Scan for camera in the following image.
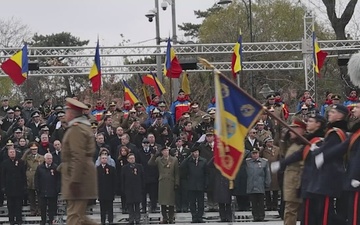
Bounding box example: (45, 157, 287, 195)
(145, 9, 157, 22)
(161, 1, 168, 10)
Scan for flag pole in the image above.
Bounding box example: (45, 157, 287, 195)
(236, 72, 240, 87)
(169, 76, 173, 103)
(198, 57, 311, 145)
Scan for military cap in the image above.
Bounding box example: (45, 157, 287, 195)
(91, 121, 98, 129)
(53, 105, 63, 111)
(301, 104, 308, 110)
(331, 104, 349, 116)
(289, 117, 307, 129)
(109, 101, 117, 106)
(152, 108, 160, 114)
(263, 136, 274, 144)
(31, 111, 41, 118)
(2, 97, 8, 101)
(6, 108, 14, 113)
(208, 109, 216, 114)
(158, 101, 166, 107)
(331, 95, 341, 100)
(202, 114, 211, 119)
(56, 111, 65, 117)
(13, 127, 23, 133)
(6, 140, 14, 146)
(251, 147, 260, 153)
(178, 89, 185, 94)
(182, 111, 190, 117)
(257, 120, 264, 125)
(65, 97, 88, 111)
(142, 138, 149, 143)
(134, 102, 144, 108)
(266, 94, 275, 100)
(191, 102, 199, 108)
(206, 129, 214, 136)
(40, 124, 50, 131)
(129, 107, 136, 113)
(13, 106, 22, 111)
(24, 98, 33, 103)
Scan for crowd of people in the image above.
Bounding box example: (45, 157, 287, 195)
(0, 88, 359, 225)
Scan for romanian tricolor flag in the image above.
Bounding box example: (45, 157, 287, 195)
(231, 33, 243, 80)
(142, 73, 166, 96)
(214, 72, 262, 180)
(163, 38, 183, 78)
(137, 73, 151, 105)
(312, 31, 328, 77)
(181, 71, 191, 96)
(122, 80, 140, 105)
(89, 40, 101, 92)
(1, 44, 28, 85)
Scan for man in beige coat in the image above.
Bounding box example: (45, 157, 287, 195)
(283, 118, 306, 225)
(22, 142, 44, 215)
(60, 98, 98, 225)
(148, 146, 179, 224)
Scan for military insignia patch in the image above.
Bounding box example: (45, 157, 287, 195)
(221, 83, 230, 98)
(240, 104, 255, 117)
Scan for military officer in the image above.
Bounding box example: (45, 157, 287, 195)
(59, 97, 98, 225)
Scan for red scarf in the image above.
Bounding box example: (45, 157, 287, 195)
(347, 96, 358, 101)
(177, 95, 190, 102)
(95, 105, 105, 111)
(324, 99, 332, 105)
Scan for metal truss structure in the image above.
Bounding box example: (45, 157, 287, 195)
(0, 16, 360, 96)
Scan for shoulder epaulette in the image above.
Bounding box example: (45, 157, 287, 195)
(261, 158, 268, 161)
(246, 158, 251, 161)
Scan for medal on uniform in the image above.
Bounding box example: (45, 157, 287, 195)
(50, 169, 54, 176)
(167, 162, 170, 168)
(106, 168, 109, 174)
(258, 162, 262, 168)
(15, 161, 18, 166)
(134, 168, 137, 175)
(120, 161, 123, 166)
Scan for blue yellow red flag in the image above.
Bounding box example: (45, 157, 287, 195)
(214, 72, 263, 180)
(122, 80, 140, 105)
(312, 30, 328, 77)
(137, 73, 151, 105)
(89, 40, 101, 92)
(0, 44, 28, 85)
(142, 73, 166, 96)
(231, 33, 243, 80)
(163, 38, 183, 78)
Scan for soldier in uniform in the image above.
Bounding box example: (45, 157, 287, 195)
(189, 102, 206, 127)
(148, 146, 179, 224)
(22, 142, 45, 215)
(1, 148, 26, 225)
(1, 107, 16, 132)
(121, 153, 144, 225)
(255, 120, 272, 146)
(246, 148, 271, 222)
(307, 104, 348, 225)
(260, 137, 281, 211)
(59, 97, 98, 225)
(28, 111, 42, 141)
(22, 98, 37, 123)
(195, 114, 214, 136)
(134, 102, 148, 124)
(107, 101, 123, 128)
(0, 97, 10, 118)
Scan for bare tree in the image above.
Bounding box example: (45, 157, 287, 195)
(0, 17, 33, 47)
(322, 0, 358, 39)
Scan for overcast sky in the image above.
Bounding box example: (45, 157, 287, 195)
(0, 0, 220, 47)
(1, 0, 359, 48)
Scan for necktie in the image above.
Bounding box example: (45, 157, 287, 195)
(195, 158, 198, 166)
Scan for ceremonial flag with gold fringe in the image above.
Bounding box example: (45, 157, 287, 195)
(1, 44, 28, 85)
(181, 71, 191, 96)
(214, 72, 263, 180)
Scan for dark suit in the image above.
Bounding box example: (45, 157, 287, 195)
(28, 122, 41, 139)
(245, 138, 260, 151)
(1, 158, 26, 224)
(171, 146, 190, 212)
(181, 156, 208, 222)
(98, 126, 116, 144)
(1, 117, 16, 132)
(97, 164, 117, 224)
(51, 151, 61, 166)
(34, 163, 60, 225)
(121, 163, 144, 224)
(38, 143, 55, 156)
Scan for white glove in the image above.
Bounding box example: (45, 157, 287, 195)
(351, 179, 360, 188)
(270, 161, 280, 173)
(315, 153, 324, 169)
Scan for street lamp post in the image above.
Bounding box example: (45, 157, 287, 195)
(154, 0, 163, 83)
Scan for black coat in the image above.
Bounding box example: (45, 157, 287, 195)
(137, 149, 159, 184)
(307, 121, 347, 197)
(213, 167, 232, 204)
(38, 143, 55, 156)
(97, 164, 117, 200)
(180, 156, 208, 191)
(28, 122, 41, 139)
(233, 150, 251, 196)
(121, 163, 144, 204)
(1, 158, 26, 197)
(244, 138, 260, 151)
(34, 163, 60, 197)
(1, 117, 16, 132)
(51, 151, 61, 166)
(115, 157, 128, 195)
